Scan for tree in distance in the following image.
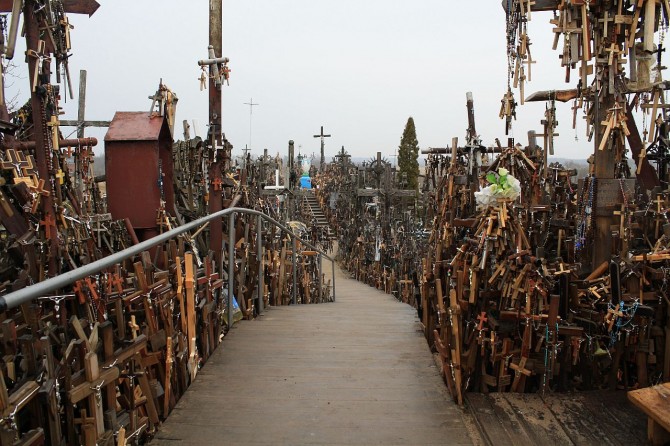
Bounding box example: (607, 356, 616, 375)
(398, 117, 420, 190)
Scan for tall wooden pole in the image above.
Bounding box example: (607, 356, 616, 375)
(593, 93, 616, 268)
(208, 0, 224, 264)
(25, 1, 58, 276)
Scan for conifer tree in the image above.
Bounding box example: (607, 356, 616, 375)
(398, 117, 420, 190)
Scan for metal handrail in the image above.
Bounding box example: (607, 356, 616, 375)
(0, 207, 336, 316)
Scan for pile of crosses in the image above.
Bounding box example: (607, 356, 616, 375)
(320, 0, 670, 403)
(0, 2, 332, 446)
(316, 150, 424, 304)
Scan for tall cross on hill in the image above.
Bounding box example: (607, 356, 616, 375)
(244, 98, 259, 154)
(313, 125, 331, 172)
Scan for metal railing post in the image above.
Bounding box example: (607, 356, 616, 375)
(257, 214, 264, 314)
(291, 236, 297, 305)
(318, 254, 323, 303)
(332, 260, 336, 302)
(228, 212, 236, 328)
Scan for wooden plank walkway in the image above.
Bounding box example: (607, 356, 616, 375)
(152, 262, 473, 445)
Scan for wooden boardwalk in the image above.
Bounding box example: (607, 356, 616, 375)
(153, 262, 473, 445)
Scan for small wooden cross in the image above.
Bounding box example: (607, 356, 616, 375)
(211, 177, 223, 191)
(25, 40, 49, 92)
(1, 149, 35, 182)
(40, 213, 56, 240)
(605, 304, 624, 331)
(598, 10, 615, 38)
(128, 315, 140, 339)
(29, 178, 51, 213)
(476, 312, 488, 331)
(108, 270, 124, 294)
(637, 144, 647, 175)
(73, 408, 96, 446)
(613, 204, 626, 237)
(510, 356, 532, 392)
(55, 169, 65, 185)
(59, 16, 73, 51)
(85, 277, 105, 321)
(47, 114, 60, 151)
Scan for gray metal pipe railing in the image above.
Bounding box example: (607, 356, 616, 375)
(0, 207, 336, 313)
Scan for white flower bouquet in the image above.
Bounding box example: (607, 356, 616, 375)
(474, 167, 521, 209)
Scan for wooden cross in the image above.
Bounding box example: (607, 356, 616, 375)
(60, 16, 73, 51)
(598, 10, 616, 39)
(55, 168, 65, 185)
(510, 356, 532, 392)
(496, 338, 514, 390)
(68, 350, 119, 442)
(605, 42, 622, 66)
(613, 204, 626, 238)
(40, 213, 56, 239)
(211, 177, 223, 191)
(25, 40, 48, 92)
(637, 143, 647, 175)
(29, 178, 51, 213)
(598, 104, 627, 151)
(73, 409, 96, 446)
(85, 276, 106, 322)
(107, 270, 124, 295)
(47, 114, 60, 151)
(59, 70, 111, 139)
(127, 315, 140, 339)
(605, 304, 624, 331)
(1, 149, 36, 182)
(313, 125, 332, 171)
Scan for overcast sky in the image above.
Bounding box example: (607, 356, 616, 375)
(9, 1, 596, 162)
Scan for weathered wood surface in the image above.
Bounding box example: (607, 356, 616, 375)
(152, 261, 472, 445)
(468, 390, 647, 445)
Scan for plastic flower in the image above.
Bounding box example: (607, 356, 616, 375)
(474, 167, 521, 209)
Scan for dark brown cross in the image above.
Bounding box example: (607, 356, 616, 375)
(313, 126, 331, 171)
(1, 149, 33, 179)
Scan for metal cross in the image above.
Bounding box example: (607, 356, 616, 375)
(244, 98, 259, 155)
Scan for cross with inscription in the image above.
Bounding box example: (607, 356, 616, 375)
(313, 126, 331, 172)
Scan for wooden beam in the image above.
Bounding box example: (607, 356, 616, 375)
(0, 0, 100, 15)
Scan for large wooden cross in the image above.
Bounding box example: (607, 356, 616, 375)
(59, 70, 110, 138)
(313, 125, 331, 172)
